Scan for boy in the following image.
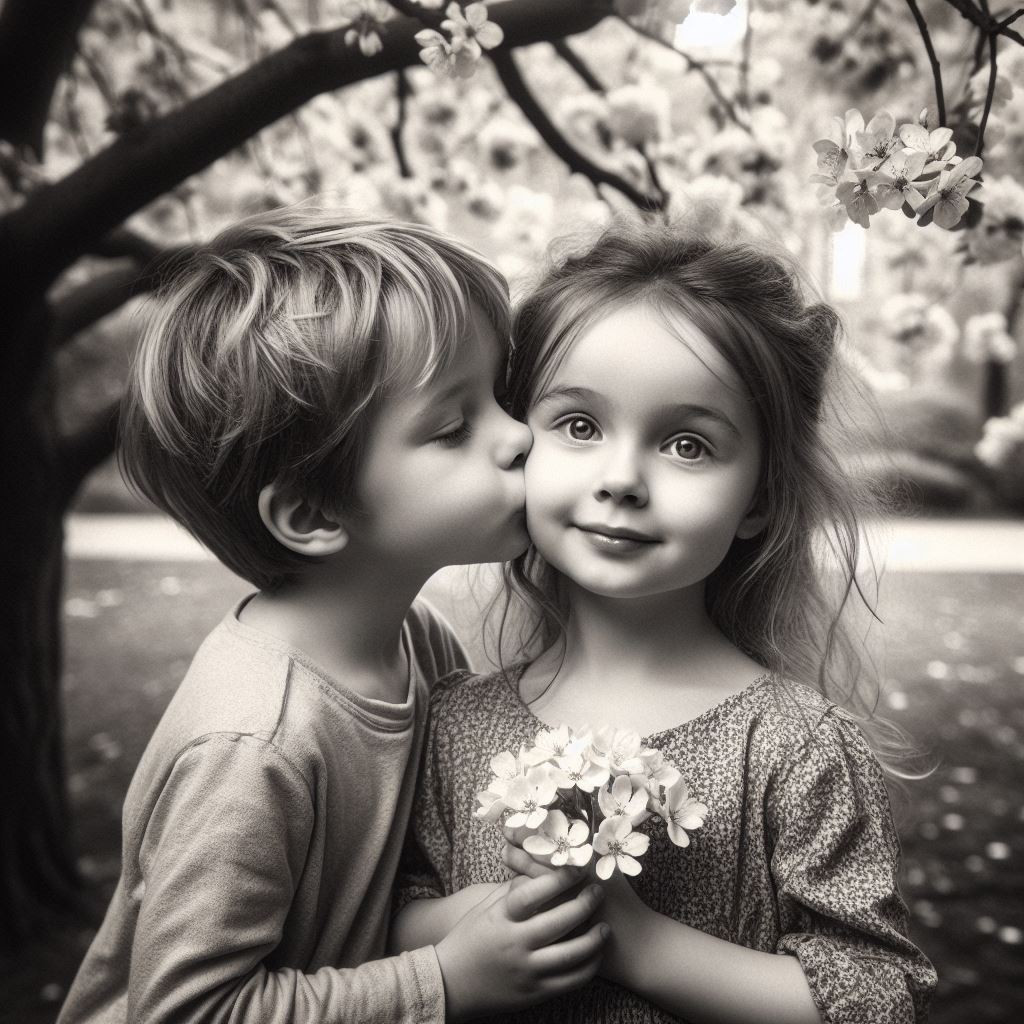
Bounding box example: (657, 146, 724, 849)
(59, 210, 606, 1023)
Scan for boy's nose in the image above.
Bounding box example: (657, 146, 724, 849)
(498, 412, 532, 470)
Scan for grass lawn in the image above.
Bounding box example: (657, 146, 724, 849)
(2, 558, 1022, 1024)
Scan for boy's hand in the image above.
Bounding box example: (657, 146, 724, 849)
(435, 868, 608, 1021)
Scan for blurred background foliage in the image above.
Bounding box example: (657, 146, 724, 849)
(11, 0, 1018, 516)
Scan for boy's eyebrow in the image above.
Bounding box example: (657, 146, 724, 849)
(536, 386, 741, 438)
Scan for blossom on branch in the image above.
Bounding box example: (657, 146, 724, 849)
(916, 157, 983, 229)
(442, 2, 504, 59)
(340, 0, 392, 57)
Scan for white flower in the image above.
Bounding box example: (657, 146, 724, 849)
(873, 150, 928, 211)
(479, 118, 539, 172)
(474, 788, 507, 822)
(851, 110, 899, 169)
(598, 774, 651, 825)
(522, 810, 594, 867)
(442, 2, 503, 59)
(414, 29, 477, 79)
(835, 171, 881, 229)
(533, 724, 574, 759)
(692, 0, 737, 13)
(655, 780, 708, 847)
(593, 816, 649, 878)
(880, 293, 959, 352)
(898, 124, 956, 171)
(916, 157, 984, 229)
(503, 765, 557, 829)
(976, 408, 1024, 470)
(606, 83, 668, 147)
(340, 0, 392, 57)
(965, 176, 1024, 264)
(550, 750, 610, 792)
(962, 312, 1018, 365)
(591, 726, 645, 775)
(632, 748, 681, 796)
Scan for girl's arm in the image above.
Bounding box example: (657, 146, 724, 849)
(598, 870, 823, 1024)
(502, 844, 821, 1024)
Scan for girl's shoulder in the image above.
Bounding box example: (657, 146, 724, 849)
(428, 664, 528, 726)
(746, 677, 881, 779)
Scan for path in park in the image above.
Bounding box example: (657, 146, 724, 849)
(67, 514, 1024, 572)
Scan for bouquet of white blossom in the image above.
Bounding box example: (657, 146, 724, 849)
(475, 724, 707, 879)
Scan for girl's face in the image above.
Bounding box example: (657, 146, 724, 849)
(524, 303, 765, 602)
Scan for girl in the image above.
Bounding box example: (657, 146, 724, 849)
(392, 221, 937, 1023)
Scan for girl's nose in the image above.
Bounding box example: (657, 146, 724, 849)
(595, 448, 648, 507)
(496, 409, 532, 470)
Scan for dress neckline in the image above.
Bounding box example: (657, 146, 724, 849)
(506, 664, 775, 746)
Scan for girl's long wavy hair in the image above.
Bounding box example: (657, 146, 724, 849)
(493, 219, 922, 778)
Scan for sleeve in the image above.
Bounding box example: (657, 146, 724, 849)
(393, 681, 466, 914)
(768, 710, 937, 1024)
(407, 598, 472, 682)
(129, 734, 445, 1024)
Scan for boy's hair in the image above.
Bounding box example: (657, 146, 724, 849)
(499, 217, 919, 777)
(119, 207, 509, 589)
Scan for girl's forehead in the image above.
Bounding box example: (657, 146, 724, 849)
(540, 302, 746, 399)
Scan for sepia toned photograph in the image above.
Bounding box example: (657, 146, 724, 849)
(1, 2, 1022, 1022)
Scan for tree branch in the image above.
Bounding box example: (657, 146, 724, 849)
(391, 70, 413, 178)
(975, 26, 999, 155)
(86, 226, 166, 263)
(550, 39, 669, 208)
(904, 0, 947, 125)
(1, 0, 610, 293)
(57, 399, 121, 506)
(48, 246, 192, 349)
(0, 0, 99, 156)
(490, 48, 663, 211)
(942, 0, 1024, 45)
(620, 16, 749, 132)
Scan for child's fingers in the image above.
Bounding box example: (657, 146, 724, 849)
(505, 867, 587, 922)
(522, 883, 604, 946)
(502, 841, 551, 879)
(530, 920, 609, 977)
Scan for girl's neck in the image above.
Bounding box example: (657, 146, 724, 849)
(522, 582, 767, 736)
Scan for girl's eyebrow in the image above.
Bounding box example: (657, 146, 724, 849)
(658, 402, 741, 439)
(533, 385, 599, 406)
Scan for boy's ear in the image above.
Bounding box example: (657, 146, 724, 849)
(735, 497, 768, 540)
(258, 481, 348, 557)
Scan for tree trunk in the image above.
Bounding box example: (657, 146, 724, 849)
(0, 299, 82, 945)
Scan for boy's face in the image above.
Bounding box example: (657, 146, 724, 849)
(348, 304, 532, 574)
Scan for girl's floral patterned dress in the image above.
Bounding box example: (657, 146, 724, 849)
(397, 668, 937, 1024)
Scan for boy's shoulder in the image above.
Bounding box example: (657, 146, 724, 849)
(404, 597, 471, 684)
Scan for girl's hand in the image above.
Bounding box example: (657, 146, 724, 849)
(434, 868, 608, 1021)
(503, 827, 655, 989)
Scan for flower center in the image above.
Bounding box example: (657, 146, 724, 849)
(555, 837, 572, 854)
(523, 799, 538, 813)
(607, 840, 624, 857)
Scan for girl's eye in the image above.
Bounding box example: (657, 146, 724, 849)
(665, 435, 706, 461)
(559, 416, 599, 442)
(434, 422, 472, 447)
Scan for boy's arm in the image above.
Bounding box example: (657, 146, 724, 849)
(126, 735, 444, 1024)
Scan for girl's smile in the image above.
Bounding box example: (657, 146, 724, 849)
(524, 302, 766, 601)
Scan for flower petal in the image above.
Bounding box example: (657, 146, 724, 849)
(523, 834, 557, 856)
(596, 854, 615, 879)
(617, 854, 643, 876)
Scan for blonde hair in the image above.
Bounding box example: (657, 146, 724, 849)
(119, 207, 509, 588)
(499, 219, 921, 777)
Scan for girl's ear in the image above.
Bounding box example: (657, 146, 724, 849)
(258, 481, 348, 556)
(735, 498, 768, 540)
